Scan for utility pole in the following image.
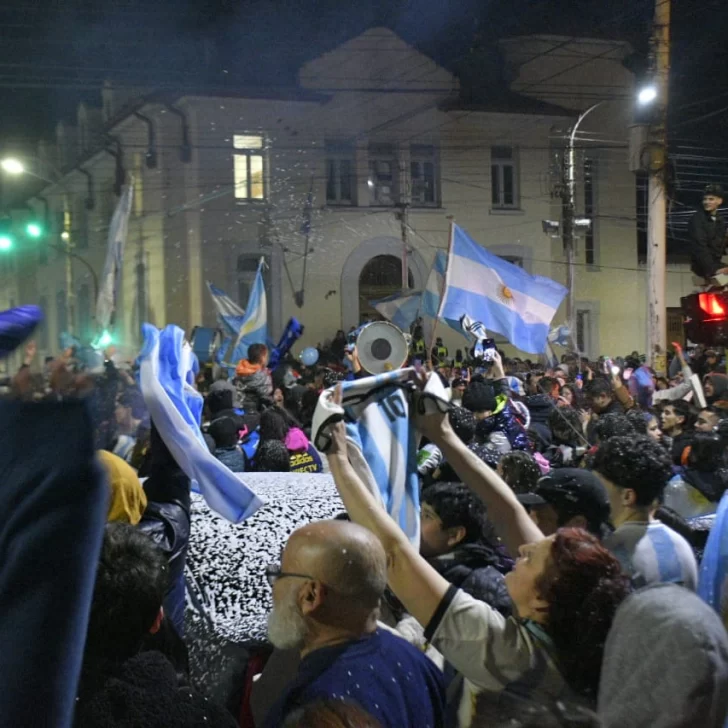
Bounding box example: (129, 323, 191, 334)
(63, 202, 76, 336)
(646, 0, 671, 376)
(398, 158, 410, 290)
(563, 103, 603, 351)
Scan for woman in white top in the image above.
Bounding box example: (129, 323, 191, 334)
(326, 372, 629, 714)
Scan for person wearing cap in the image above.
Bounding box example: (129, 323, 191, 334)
(518, 469, 611, 539)
(689, 183, 728, 283)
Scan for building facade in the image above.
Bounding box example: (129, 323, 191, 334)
(2, 28, 692, 364)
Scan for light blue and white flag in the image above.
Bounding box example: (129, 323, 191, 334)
(229, 258, 268, 363)
(96, 182, 134, 332)
(420, 249, 463, 347)
(371, 289, 423, 332)
(206, 281, 246, 337)
(438, 225, 567, 354)
(139, 323, 264, 523)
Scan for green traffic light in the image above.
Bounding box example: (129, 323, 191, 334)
(26, 222, 42, 238)
(0, 235, 13, 251)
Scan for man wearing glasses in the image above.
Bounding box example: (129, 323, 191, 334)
(261, 519, 446, 728)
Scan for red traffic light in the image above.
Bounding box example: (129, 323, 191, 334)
(698, 293, 727, 320)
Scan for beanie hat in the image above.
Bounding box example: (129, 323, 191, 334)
(462, 382, 497, 414)
(208, 416, 240, 448)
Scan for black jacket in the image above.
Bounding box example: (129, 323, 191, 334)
(74, 651, 236, 728)
(689, 207, 727, 278)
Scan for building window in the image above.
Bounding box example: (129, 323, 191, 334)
(359, 255, 414, 322)
(410, 145, 438, 207)
(38, 295, 49, 350)
(576, 309, 591, 354)
(77, 284, 91, 340)
(56, 290, 67, 338)
(326, 143, 355, 205)
(584, 157, 596, 266)
(491, 146, 519, 209)
(234, 134, 266, 201)
(502, 255, 524, 268)
(368, 144, 397, 206)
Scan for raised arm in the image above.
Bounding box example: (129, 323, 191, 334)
(327, 388, 450, 628)
(415, 394, 543, 557)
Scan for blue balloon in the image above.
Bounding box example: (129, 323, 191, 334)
(300, 346, 319, 367)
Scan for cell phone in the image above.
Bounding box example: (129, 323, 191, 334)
(575, 374, 583, 382)
(461, 368, 468, 378)
(623, 368, 633, 381)
(413, 358, 423, 372)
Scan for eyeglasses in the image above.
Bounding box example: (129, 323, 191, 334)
(265, 563, 314, 588)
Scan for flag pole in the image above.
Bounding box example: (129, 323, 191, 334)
(428, 219, 455, 369)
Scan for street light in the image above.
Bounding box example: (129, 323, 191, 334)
(0, 235, 13, 251)
(1, 158, 25, 175)
(26, 222, 42, 238)
(638, 85, 658, 105)
(60, 230, 70, 241)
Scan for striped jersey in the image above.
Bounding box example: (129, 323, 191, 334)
(604, 520, 698, 591)
(312, 368, 448, 546)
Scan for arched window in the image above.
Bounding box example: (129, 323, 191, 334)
(358, 255, 413, 323)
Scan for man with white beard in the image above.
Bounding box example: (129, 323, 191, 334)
(261, 520, 446, 728)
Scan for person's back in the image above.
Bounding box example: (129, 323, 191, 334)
(604, 520, 698, 590)
(234, 343, 272, 413)
(276, 627, 444, 728)
(263, 520, 446, 728)
(598, 583, 728, 728)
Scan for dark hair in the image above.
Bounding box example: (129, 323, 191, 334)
(499, 451, 542, 494)
(473, 693, 602, 728)
(117, 388, 146, 419)
(688, 433, 727, 473)
(535, 528, 630, 699)
(247, 343, 268, 365)
(449, 406, 477, 444)
(538, 376, 559, 396)
(422, 481, 490, 545)
(665, 399, 695, 429)
(586, 378, 612, 399)
(86, 523, 168, 660)
(253, 440, 291, 472)
(282, 700, 383, 728)
(462, 382, 497, 414)
(625, 408, 653, 435)
(206, 388, 233, 415)
(208, 416, 240, 448)
(259, 408, 290, 442)
(592, 435, 672, 506)
(593, 413, 635, 443)
(548, 407, 584, 447)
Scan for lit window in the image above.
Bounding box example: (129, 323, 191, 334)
(234, 134, 266, 200)
(491, 146, 519, 209)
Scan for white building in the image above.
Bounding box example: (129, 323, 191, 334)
(2, 28, 694, 365)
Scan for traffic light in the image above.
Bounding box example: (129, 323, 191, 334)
(682, 292, 728, 345)
(25, 222, 43, 239)
(0, 218, 13, 252)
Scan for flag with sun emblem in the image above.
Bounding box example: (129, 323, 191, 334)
(437, 225, 567, 353)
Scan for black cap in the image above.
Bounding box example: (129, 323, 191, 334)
(518, 468, 611, 533)
(704, 184, 724, 198)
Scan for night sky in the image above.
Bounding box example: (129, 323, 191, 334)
(1, 0, 727, 210)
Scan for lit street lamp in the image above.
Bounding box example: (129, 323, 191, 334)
(638, 85, 658, 105)
(1, 158, 25, 176)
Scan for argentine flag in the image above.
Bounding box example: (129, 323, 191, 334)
(139, 323, 264, 523)
(438, 225, 567, 354)
(229, 258, 268, 363)
(371, 289, 422, 332)
(206, 281, 246, 337)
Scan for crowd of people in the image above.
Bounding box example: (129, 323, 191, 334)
(5, 320, 728, 728)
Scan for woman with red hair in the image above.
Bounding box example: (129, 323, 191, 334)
(327, 384, 629, 720)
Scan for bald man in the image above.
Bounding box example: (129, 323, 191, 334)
(262, 520, 446, 728)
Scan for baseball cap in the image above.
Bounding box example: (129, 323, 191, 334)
(518, 468, 611, 533)
(704, 184, 724, 198)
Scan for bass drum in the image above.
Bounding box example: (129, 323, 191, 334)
(355, 321, 409, 375)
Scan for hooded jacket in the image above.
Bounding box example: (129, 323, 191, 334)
(705, 372, 728, 406)
(598, 583, 728, 728)
(689, 206, 727, 279)
(233, 359, 272, 413)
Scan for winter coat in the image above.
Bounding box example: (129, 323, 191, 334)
(233, 359, 272, 413)
(475, 395, 530, 455)
(689, 207, 727, 279)
(429, 543, 513, 617)
(74, 651, 237, 728)
(214, 445, 246, 473)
